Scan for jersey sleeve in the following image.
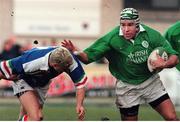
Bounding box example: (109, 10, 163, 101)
(0, 60, 14, 79)
(84, 34, 111, 63)
(151, 31, 178, 55)
(68, 55, 87, 89)
(164, 28, 177, 52)
(0, 56, 24, 79)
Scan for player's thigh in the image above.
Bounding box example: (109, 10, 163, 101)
(150, 95, 178, 120)
(19, 90, 42, 118)
(155, 99, 177, 120)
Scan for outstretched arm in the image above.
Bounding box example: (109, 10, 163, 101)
(76, 87, 86, 120)
(61, 40, 89, 64)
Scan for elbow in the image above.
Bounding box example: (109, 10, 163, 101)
(80, 59, 89, 64)
(166, 55, 179, 68)
(78, 53, 90, 64)
(172, 55, 179, 66)
(174, 55, 179, 65)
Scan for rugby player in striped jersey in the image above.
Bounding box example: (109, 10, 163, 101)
(0, 46, 87, 121)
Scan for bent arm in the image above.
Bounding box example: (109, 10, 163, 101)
(62, 39, 110, 64)
(0, 72, 19, 81)
(163, 55, 179, 68)
(152, 54, 179, 70)
(61, 40, 89, 64)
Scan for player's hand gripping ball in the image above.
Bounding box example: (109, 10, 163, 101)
(147, 47, 168, 72)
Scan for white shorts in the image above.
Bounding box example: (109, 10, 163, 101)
(159, 67, 180, 105)
(12, 79, 50, 105)
(115, 74, 167, 108)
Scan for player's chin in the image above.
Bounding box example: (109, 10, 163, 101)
(124, 36, 133, 40)
(123, 33, 134, 39)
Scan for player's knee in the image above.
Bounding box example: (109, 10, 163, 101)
(164, 113, 178, 121)
(119, 105, 139, 121)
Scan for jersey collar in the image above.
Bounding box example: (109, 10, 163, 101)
(119, 24, 145, 36)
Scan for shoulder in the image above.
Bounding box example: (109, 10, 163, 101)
(141, 24, 163, 39)
(166, 21, 180, 36)
(141, 24, 161, 35)
(101, 26, 120, 40)
(107, 26, 120, 37)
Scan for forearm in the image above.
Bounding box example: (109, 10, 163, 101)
(73, 51, 89, 64)
(163, 55, 179, 68)
(0, 72, 5, 80)
(61, 40, 90, 64)
(0, 72, 19, 81)
(76, 87, 85, 107)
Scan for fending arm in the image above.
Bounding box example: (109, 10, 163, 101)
(61, 40, 89, 64)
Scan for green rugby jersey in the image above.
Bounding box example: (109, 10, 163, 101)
(164, 21, 180, 71)
(84, 24, 178, 85)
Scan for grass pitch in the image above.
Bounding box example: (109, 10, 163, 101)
(0, 97, 179, 120)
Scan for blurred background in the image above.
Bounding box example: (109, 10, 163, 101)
(0, 0, 180, 120)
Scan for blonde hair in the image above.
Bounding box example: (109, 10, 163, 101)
(49, 47, 73, 67)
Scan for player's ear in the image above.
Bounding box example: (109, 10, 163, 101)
(53, 63, 60, 67)
(49, 62, 57, 68)
(136, 26, 140, 33)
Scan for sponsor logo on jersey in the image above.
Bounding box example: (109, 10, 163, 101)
(127, 49, 148, 64)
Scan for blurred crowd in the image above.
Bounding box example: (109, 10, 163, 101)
(0, 37, 59, 61)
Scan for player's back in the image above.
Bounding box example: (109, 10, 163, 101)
(11, 46, 57, 74)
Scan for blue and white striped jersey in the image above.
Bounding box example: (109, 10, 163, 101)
(0, 46, 87, 88)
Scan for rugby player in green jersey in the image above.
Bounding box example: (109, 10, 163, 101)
(164, 21, 180, 71)
(164, 21, 180, 106)
(62, 8, 179, 120)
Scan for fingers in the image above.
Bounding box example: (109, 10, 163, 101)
(69, 40, 73, 47)
(61, 39, 69, 47)
(150, 58, 165, 69)
(61, 39, 75, 52)
(78, 110, 85, 120)
(76, 107, 85, 121)
(61, 40, 72, 46)
(64, 39, 69, 45)
(149, 59, 156, 69)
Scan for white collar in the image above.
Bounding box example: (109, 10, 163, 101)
(119, 24, 145, 36)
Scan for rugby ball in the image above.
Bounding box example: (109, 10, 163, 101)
(147, 47, 168, 72)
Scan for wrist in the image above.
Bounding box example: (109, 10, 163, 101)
(73, 51, 81, 56)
